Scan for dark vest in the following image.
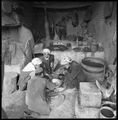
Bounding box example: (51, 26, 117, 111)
(41, 54, 54, 74)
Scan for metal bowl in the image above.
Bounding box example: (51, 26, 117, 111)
(52, 79, 62, 87)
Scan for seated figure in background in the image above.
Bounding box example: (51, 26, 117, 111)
(41, 48, 54, 77)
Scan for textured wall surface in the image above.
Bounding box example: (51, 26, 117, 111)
(2, 2, 116, 66)
(87, 2, 116, 64)
(47, 10, 86, 37)
(32, 8, 46, 39)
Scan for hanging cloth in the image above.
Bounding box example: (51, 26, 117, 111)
(72, 11, 79, 27)
(54, 27, 59, 41)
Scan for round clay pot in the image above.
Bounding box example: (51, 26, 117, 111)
(81, 57, 105, 69)
(81, 62, 104, 73)
(83, 70, 104, 82)
(81, 57, 105, 82)
(100, 106, 115, 118)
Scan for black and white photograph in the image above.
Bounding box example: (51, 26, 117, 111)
(1, 0, 117, 119)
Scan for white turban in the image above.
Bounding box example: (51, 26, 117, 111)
(43, 48, 50, 54)
(60, 56, 72, 65)
(22, 58, 42, 72)
(31, 58, 42, 65)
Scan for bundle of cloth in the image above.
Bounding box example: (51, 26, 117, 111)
(96, 63, 116, 102)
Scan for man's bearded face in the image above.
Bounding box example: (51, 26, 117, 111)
(43, 53, 49, 60)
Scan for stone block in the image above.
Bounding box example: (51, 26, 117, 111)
(76, 106, 100, 118)
(79, 82, 102, 107)
(75, 94, 100, 118)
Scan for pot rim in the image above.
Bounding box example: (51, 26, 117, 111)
(100, 106, 115, 118)
(82, 57, 105, 64)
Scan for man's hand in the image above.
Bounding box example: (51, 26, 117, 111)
(54, 66, 67, 75)
(46, 79, 57, 90)
(44, 73, 53, 81)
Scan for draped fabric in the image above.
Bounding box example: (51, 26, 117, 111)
(18, 25, 35, 70)
(72, 11, 79, 27)
(47, 11, 81, 39)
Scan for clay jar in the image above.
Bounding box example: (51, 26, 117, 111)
(100, 106, 115, 118)
(100, 101, 116, 118)
(81, 57, 105, 82)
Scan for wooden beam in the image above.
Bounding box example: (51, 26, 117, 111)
(33, 2, 93, 9)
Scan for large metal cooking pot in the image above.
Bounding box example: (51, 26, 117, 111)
(81, 57, 105, 82)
